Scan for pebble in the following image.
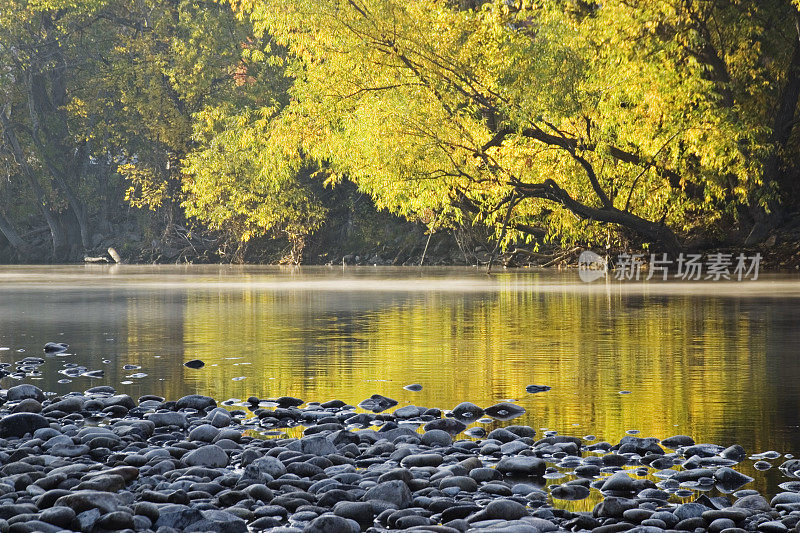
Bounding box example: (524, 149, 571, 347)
(0, 381, 789, 533)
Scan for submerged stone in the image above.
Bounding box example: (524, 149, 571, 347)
(43, 342, 68, 354)
(484, 401, 525, 421)
(525, 384, 551, 393)
(358, 394, 398, 413)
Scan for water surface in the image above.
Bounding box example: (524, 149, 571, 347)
(1, 265, 799, 496)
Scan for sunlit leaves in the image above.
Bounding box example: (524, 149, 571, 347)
(226, 0, 799, 247)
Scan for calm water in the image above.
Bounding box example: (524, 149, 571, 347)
(1, 265, 800, 498)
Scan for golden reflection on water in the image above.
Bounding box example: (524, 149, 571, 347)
(1, 265, 800, 497)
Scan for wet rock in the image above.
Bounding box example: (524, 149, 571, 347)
(362, 480, 412, 508)
(154, 504, 204, 530)
(733, 494, 772, 512)
(10, 398, 42, 414)
(451, 401, 484, 421)
(660, 435, 695, 448)
(496, 456, 546, 477)
(525, 385, 551, 393)
(42, 396, 83, 414)
(401, 453, 443, 468)
(75, 473, 126, 491)
(39, 506, 76, 528)
(300, 435, 337, 456)
(183, 444, 229, 468)
(709, 518, 737, 533)
(54, 490, 120, 513)
(245, 456, 287, 480)
(77, 508, 102, 531)
(484, 401, 526, 421)
(721, 444, 747, 461)
(440, 476, 479, 493)
(754, 460, 772, 470)
(304, 514, 360, 533)
(185, 509, 247, 533)
(674, 502, 711, 520)
(332, 501, 375, 529)
(43, 342, 68, 354)
(714, 467, 754, 489)
(184, 359, 205, 369)
(357, 394, 398, 413)
(757, 521, 789, 533)
(420, 429, 452, 447)
(487, 428, 519, 442)
(209, 410, 232, 428)
(275, 396, 304, 408)
(394, 405, 423, 418)
(602, 472, 636, 492)
(6, 384, 45, 402)
(771, 492, 800, 506)
(472, 499, 528, 521)
(550, 484, 591, 500)
(423, 418, 467, 435)
(96, 511, 135, 531)
(176, 394, 216, 411)
(147, 411, 188, 428)
(104, 394, 136, 410)
(593, 497, 639, 518)
(189, 424, 220, 442)
(0, 412, 49, 438)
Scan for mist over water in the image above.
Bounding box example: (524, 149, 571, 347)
(1, 265, 799, 496)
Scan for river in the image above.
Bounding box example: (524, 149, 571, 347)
(1, 264, 799, 498)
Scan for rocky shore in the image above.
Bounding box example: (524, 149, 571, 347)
(0, 383, 799, 533)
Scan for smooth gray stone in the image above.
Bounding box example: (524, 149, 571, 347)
(7, 384, 45, 402)
(401, 454, 443, 468)
(183, 444, 229, 468)
(362, 480, 412, 509)
(176, 395, 216, 411)
(303, 514, 360, 533)
(674, 502, 711, 520)
(420, 429, 452, 447)
(184, 509, 247, 533)
(733, 494, 772, 512)
(54, 490, 121, 514)
(0, 413, 49, 438)
(495, 456, 545, 477)
(189, 424, 220, 443)
(300, 436, 338, 456)
(147, 412, 188, 428)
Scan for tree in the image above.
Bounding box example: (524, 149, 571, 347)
(177, 20, 330, 262)
(0, 1, 106, 259)
(0, 0, 267, 261)
(230, 0, 800, 252)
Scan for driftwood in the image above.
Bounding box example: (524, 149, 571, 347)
(540, 247, 581, 267)
(107, 247, 123, 264)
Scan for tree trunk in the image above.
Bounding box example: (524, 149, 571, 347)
(25, 70, 93, 251)
(0, 210, 32, 259)
(745, 17, 800, 245)
(98, 158, 113, 235)
(0, 109, 69, 260)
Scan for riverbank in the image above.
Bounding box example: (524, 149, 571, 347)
(1, 379, 800, 533)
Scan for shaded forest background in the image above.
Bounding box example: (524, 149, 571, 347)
(1, 0, 799, 267)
